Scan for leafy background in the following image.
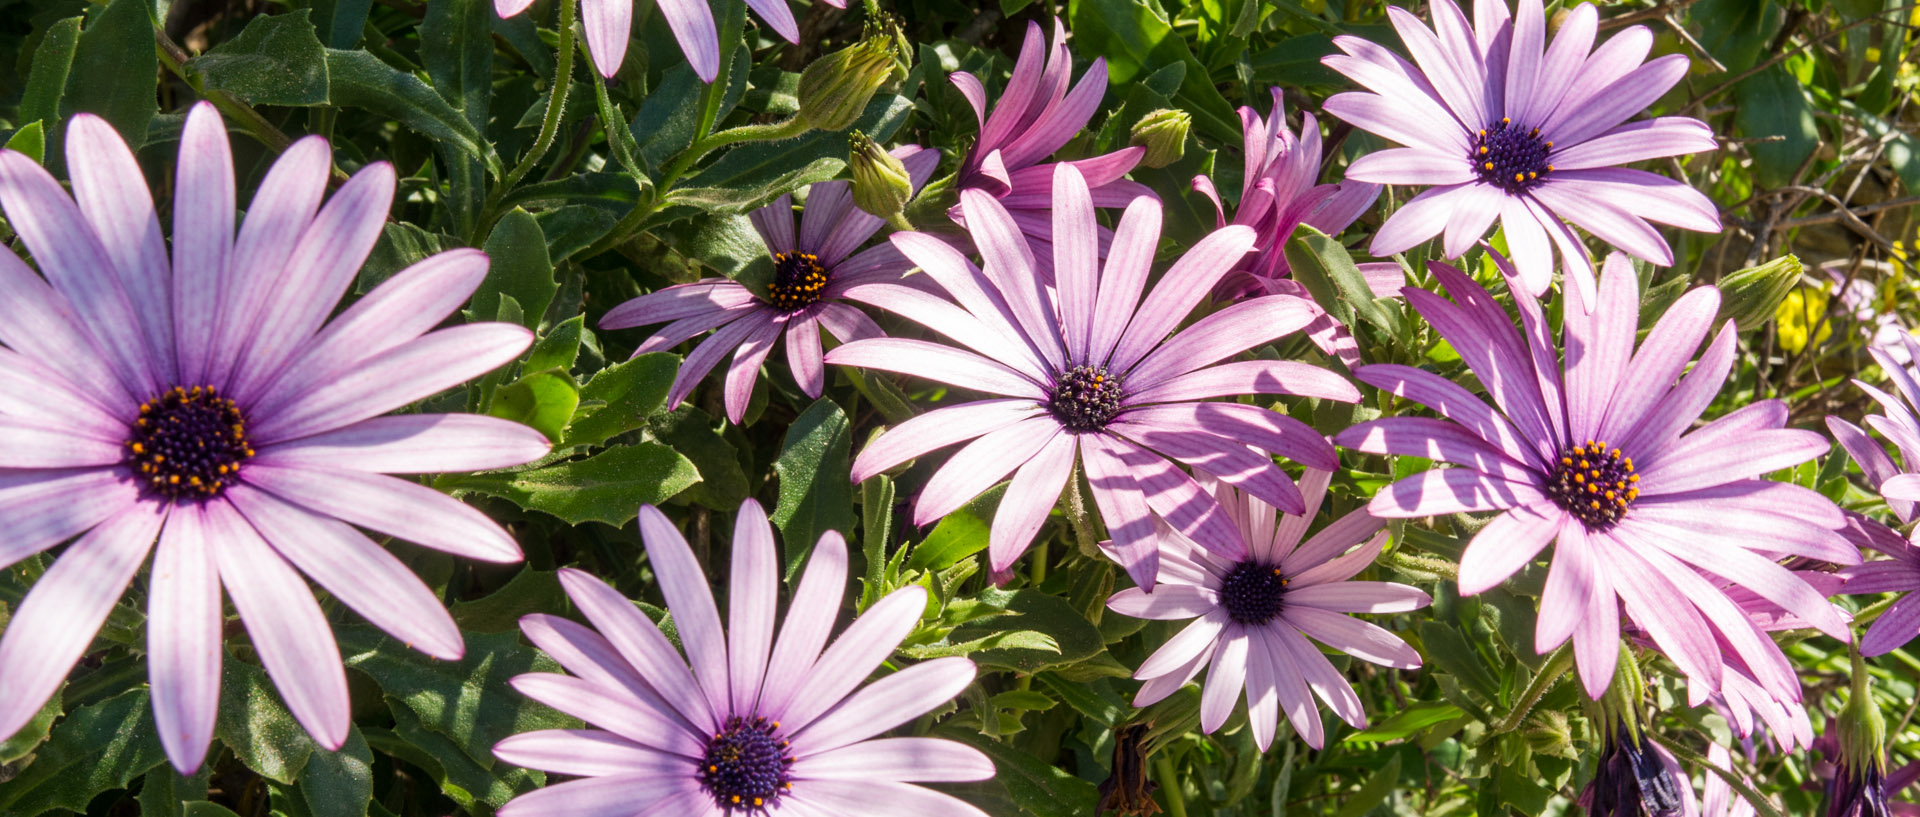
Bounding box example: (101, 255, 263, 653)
(0, 0, 1916, 814)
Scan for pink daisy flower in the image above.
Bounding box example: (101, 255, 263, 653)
(495, 0, 828, 81)
(0, 103, 549, 772)
(598, 146, 939, 424)
(495, 501, 993, 816)
(949, 20, 1155, 252)
(1335, 250, 1854, 697)
(1829, 334, 1920, 655)
(826, 166, 1360, 588)
(1320, 0, 1720, 299)
(1106, 470, 1430, 750)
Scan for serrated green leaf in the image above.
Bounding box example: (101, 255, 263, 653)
(63, 0, 156, 148)
(1736, 65, 1819, 189)
(1065, 0, 1239, 142)
(944, 730, 1100, 817)
(190, 11, 330, 106)
(5, 120, 45, 165)
(1332, 754, 1401, 817)
(299, 726, 374, 817)
(0, 689, 165, 814)
(421, 0, 491, 130)
(1344, 700, 1464, 743)
(472, 208, 557, 328)
(671, 156, 848, 214)
(656, 211, 774, 285)
(0, 690, 59, 763)
(771, 399, 856, 579)
(1287, 224, 1399, 333)
(563, 352, 679, 448)
(488, 369, 580, 443)
(447, 443, 700, 526)
(136, 764, 210, 817)
(21, 17, 81, 132)
(216, 659, 319, 785)
(647, 406, 752, 511)
(905, 509, 990, 571)
(324, 48, 501, 177)
(311, 0, 372, 49)
(947, 590, 1104, 674)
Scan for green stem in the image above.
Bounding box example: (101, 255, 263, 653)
(656, 116, 810, 186)
(154, 29, 346, 182)
(1492, 644, 1572, 734)
(885, 212, 915, 232)
(1063, 467, 1099, 559)
(482, 0, 578, 225)
(1647, 732, 1787, 817)
(1154, 754, 1189, 817)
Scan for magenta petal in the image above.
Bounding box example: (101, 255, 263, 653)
(148, 503, 224, 773)
(1285, 606, 1422, 669)
(1087, 198, 1163, 367)
(0, 501, 163, 744)
(1861, 594, 1920, 656)
(1370, 468, 1544, 516)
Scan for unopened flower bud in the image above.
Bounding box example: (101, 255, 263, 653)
(1826, 653, 1891, 817)
(1717, 254, 1804, 332)
(849, 131, 913, 218)
(798, 18, 910, 132)
(1129, 109, 1191, 169)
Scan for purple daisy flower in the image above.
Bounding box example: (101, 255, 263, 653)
(826, 166, 1360, 588)
(495, 0, 829, 81)
(1828, 334, 1920, 654)
(1105, 470, 1430, 750)
(495, 500, 993, 816)
(598, 146, 940, 424)
(949, 20, 1155, 253)
(1335, 249, 1854, 697)
(1193, 88, 1380, 299)
(1320, 0, 1721, 299)
(0, 104, 548, 772)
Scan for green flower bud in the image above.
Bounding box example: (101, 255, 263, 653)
(849, 131, 913, 218)
(1129, 108, 1191, 169)
(1716, 254, 1804, 333)
(797, 18, 910, 132)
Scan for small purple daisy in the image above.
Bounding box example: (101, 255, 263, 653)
(598, 146, 939, 424)
(495, 501, 993, 816)
(1321, 0, 1721, 299)
(0, 103, 549, 772)
(1829, 334, 1920, 655)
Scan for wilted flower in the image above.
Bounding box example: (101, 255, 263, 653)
(1337, 250, 1854, 697)
(1580, 730, 1690, 817)
(1320, 0, 1720, 299)
(598, 146, 939, 423)
(495, 501, 994, 816)
(496, 0, 831, 81)
(0, 104, 549, 772)
(950, 20, 1154, 253)
(1107, 470, 1430, 750)
(829, 167, 1359, 587)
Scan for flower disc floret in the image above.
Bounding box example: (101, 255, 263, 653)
(700, 715, 794, 812)
(1545, 440, 1639, 530)
(1218, 562, 1288, 625)
(1471, 118, 1553, 194)
(769, 251, 830, 313)
(126, 385, 254, 500)
(1048, 365, 1124, 432)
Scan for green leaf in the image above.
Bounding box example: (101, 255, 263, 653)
(0, 690, 59, 763)
(655, 211, 774, 284)
(647, 406, 752, 511)
(947, 589, 1104, 673)
(944, 730, 1100, 817)
(137, 765, 210, 817)
(471, 208, 558, 329)
(524, 315, 584, 373)
(63, 0, 157, 148)
(20, 17, 81, 132)
(1417, 620, 1501, 704)
(1332, 754, 1402, 817)
(299, 726, 374, 817)
(1286, 225, 1399, 333)
(324, 48, 501, 177)
(310, 0, 372, 49)
(216, 659, 319, 785)
(563, 352, 679, 448)
(633, 53, 748, 173)
(1735, 65, 1819, 189)
(905, 509, 990, 571)
(380, 700, 544, 809)
(1066, 0, 1239, 142)
(451, 569, 567, 632)
(679, 94, 914, 212)
(534, 204, 621, 261)
(0, 689, 166, 814)
(447, 443, 700, 526)
(770, 399, 856, 579)
(189, 11, 331, 107)
(421, 0, 492, 131)
(179, 803, 245, 817)
(1344, 700, 1464, 743)
(488, 368, 581, 442)
(340, 627, 575, 772)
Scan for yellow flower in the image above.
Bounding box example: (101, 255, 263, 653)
(1775, 287, 1832, 353)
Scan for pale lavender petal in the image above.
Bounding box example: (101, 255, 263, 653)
(1499, 198, 1554, 295)
(1052, 165, 1098, 363)
(725, 501, 778, 715)
(1135, 609, 1230, 680)
(1609, 545, 1721, 689)
(1110, 422, 1314, 506)
(507, 673, 706, 758)
(957, 189, 1065, 370)
(1088, 197, 1163, 367)
(1502, 0, 1546, 122)
(1458, 503, 1564, 594)
(0, 416, 126, 467)
(786, 314, 826, 398)
(812, 301, 884, 344)
(910, 416, 1060, 524)
(603, 280, 760, 330)
(887, 232, 1033, 356)
(1122, 403, 1346, 472)
(1345, 364, 1540, 464)
(1544, 54, 1690, 147)
(1369, 468, 1545, 516)
(171, 105, 235, 384)
(1368, 183, 1470, 256)
(1288, 582, 1432, 614)
(836, 283, 1049, 383)
(242, 462, 522, 562)
(252, 324, 533, 444)
(1542, 169, 1723, 232)
(1597, 287, 1721, 442)
(1569, 533, 1621, 696)
(989, 431, 1075, 573)
(826, 338, 1045, 400)
(789, 779, 991, 817)
(253, 413, 550, 474)
(148, 503, 224, 774)
(1199, 629, 1250, 732)
(1563, 252, 1639, 438)
(1635, 430, 1829, 496)
(1442, 183, 1507, 257)
(1531, 184, 1674, 266)
(496, 0, 536, 15)
(791, 737, 994, 782)
(494, 729, 691, 777)
(1130, 360, 1362, 405)
(1109, 224, 1258, 374)
(634, 303, 759, 357)
(1254, 624, 1325, 747)
(792, 657, 974, 756)
(1285, 606, 1421, 669)
(1386, 5, 1485, 126)
(1346, 147, 1476, 186)
(1337, 416, 1541, 485)
(225, 484, 463, 660)
(210, 499, 349, 748)
(1861, 594, 1920, 656)
(1530, 2, 1597, 124)
(775, 585, 928, 733)
(1107, 584, 1218, 620)
(0, 502, 163, 745)
(1080, 434, 1164, 589)
(557, 568, 719, 733)
(1618, 323, 1736, 453)
(1276, 624, 1369, 730)
(582, 0, 636, 78)
(0, 250, 134, 411)
(722, 319, 782, 423)
(977, 22, 1049, 152)
(1551, 117, 1716, 170)
(1106, 435, 1250, 560)
(1637, 522, 1851, 640)
(1535, 521, 1598, 653)
(1127, 295, 1318, 387)
(501, 776, 705, 817)
(0, 470, 141, 569)
(758, 531, 848, 718)
(210, 137, 330, 389)
(637, 505, 731, 719)
(663, 304, 770, 413)
(743, 0, 798, 42)
(67, 114, 175, 383)
(849, 399, 1042, 482)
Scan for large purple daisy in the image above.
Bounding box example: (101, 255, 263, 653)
(495, 0, 829, 81)
(1106, 470, 1429, 750)
(950, 20, 1154, 253)
(1320, 0, 1721, 299)
(1334, 250, 1854, 696)
(495, 501, 992, 816)
(1828, 345, 1920, 655)
(598, 146, 939, 423)
(0, 104, 549, 772)
(825, 165, 1359, 588)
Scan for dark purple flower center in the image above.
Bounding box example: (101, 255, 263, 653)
(768, 251, 830, 313)
(125, 385, 253, 501)
(1583, 731, 1682, 817)
(1219, 562, 1289, 625)
(1546, 439, 1639, 531)
(1471, 118, 1554, 193)
(699, 715, 793, 813)
(1049, 365, 1124, 432)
